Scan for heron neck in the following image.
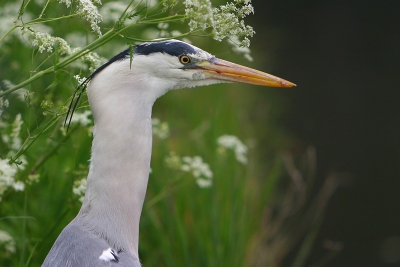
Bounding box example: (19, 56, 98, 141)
(77, 91, 154, 258)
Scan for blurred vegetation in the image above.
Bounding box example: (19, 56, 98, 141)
(0, 0, 338, 266)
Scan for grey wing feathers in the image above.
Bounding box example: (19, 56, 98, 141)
(42, 221, 140, 267)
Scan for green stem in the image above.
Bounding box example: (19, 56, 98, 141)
(25, 13, 81, 26)
(0, 24, 18, 44)
(120, 31, 190, 42)
(0, 68, 54, 97)
(39, 0, 51, 18)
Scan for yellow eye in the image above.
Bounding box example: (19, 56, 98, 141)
(179, 55, 191, 64)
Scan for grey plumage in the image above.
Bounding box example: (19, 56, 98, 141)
(43, 220, 140, 267)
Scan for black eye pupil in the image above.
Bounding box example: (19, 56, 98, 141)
(180, 55, 190, 64)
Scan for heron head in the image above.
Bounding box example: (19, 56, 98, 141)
(130, 39, 296, 90)
(65, 40, 295, 128)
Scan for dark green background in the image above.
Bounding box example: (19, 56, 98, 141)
(251, 0, 400, 266)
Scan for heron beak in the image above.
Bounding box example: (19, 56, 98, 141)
(195, 58, 296, 88)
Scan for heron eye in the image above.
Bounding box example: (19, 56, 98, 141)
(179, 55, 191, 65)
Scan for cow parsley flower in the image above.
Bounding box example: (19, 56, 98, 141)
(227, 35, 253, 61)
(30, 31, 71, 55)
(164, 152, 213, 188)
(70, 110, 92, 127)
(72, 48, 104, 71)
(217, 135, 248, 164)
(58, 0, 103, 35)
(27, 173, 40, 185)
(73, 178, 87, 203)
(78, 0, 103, 35)
(74, 74, 87, 85)
(181, 156, 213, 188)
(0, 158, 25, 202)
(0, 94, 9, 116)
(162, 0, 178, 11)
(0, 230, 16, 254)
(58, 0, 72, 8)
(184, 0, 255, 47)
(1, 114, 24, 156)
(184, 0, 215, 31)
(164, 151, 182, 170)
(152, 118, 169, 139)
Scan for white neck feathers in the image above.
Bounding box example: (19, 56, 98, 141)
(76, 59, 165, 257)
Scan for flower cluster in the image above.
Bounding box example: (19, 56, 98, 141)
(1, 114, 27, 167)
(184, 0, 255, 47)
(217, 135, 248, 164)
(29, 31, 71, 55)
(181, 156, 213, 187)
(162, 0, 179, 11)
(0, 230, 16, 254)
(0, 158, 25, 202)
(213, 0, 255, 44)
(0, 93, 9, 116)
(0, 113, 26, 200)
(8, 114, 23, 151)
(184, 0, 214, 32)
(72, 178, 87, 203)
(70, 110, 92, 127)
(72, 48, 104, 72)
(152, 118, 170, 139)
(78, 0, 103, 36)
(58, 0, 103, 36)
(74, 74, 87, 86)
(57, 0, 72, 7)
(227, 35, 253, 61)
(165, 152, 213, 188)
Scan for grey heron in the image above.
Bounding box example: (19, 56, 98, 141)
(42, 39, 295, 266)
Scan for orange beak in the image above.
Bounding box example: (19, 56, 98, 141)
(195, 58, 296, 88)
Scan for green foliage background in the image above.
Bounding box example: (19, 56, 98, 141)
(0, 1, 327, 267)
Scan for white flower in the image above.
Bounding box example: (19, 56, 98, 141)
(12, 181, 25, 191)
(196, 178, 212, 188)
(74, 75, 87, 85)
(1, 113, 25, 155)
(0, 158, 24, 202)
(217, 135, 248, 164)
(184, 0, 215, 32)
(152, 118, 170, 139)
(162, 0, 178, 11)
(164, 151, 182, 170)
(58, 0, 103, 36)
(70, 110, 92, 127)
(10, 114, 23, 151)
(73, 178, 87, 203)
(0, 230, 16, 254)
(27, 173, 40, 185)
(227, 36, 253, 61)
(0, 94, 9, 116)
(164, 152, 213, 188)
(29, 31, 72, 55)
(58, 0, 72, 8)
(72, 48, 104, 72)
(184, 0, 255, 49)
(181, 156, 213, 187)
(77, 0, 103, 36)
